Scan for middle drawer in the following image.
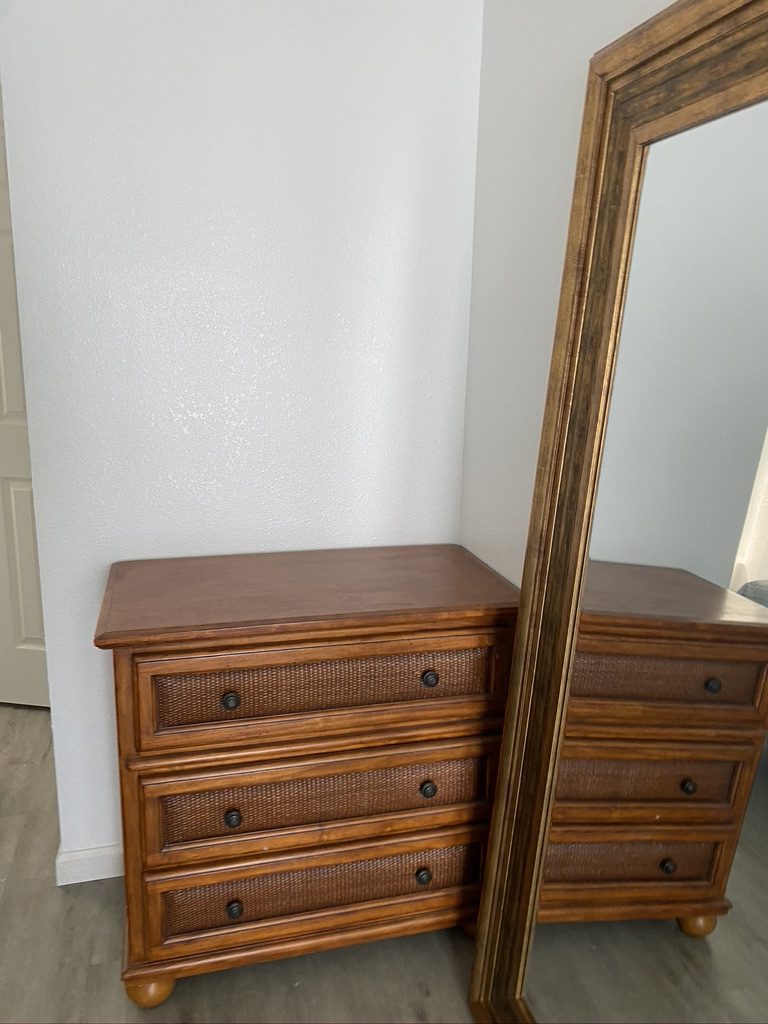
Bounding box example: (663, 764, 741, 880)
(141, 737, 497, 867)
(551, 737, 761, 825)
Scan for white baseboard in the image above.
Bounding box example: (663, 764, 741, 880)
(55, 843, 124, 886)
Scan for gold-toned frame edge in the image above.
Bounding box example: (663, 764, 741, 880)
(469, 1, 768, 1021)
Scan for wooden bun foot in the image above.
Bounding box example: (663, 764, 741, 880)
(676, 914, 717, 938)
(124, 978, 176, 1008)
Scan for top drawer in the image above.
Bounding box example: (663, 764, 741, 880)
(134, 634, 509, 753)
(570, 652, 766, 719)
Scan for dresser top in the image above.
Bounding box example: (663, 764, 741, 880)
(582, 561, 768, 636)
(94, 544, 520, 648)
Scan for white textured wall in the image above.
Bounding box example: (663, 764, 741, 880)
(460, 0, 667, 585)
(590, 101, 768, 588)
(0, 0, 484, 881)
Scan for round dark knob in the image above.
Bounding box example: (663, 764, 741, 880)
(414, 867, 433, 885)
(660, 858, 677, 875)
(421, 670, 440, 689)
(704, 677, 722, 695)
(225, 899, 243, 920)
(223, 809, 242, 829)
(419, 780, 438, 799)
(221, 691, 241, 711)
(680, 778, 698, 796)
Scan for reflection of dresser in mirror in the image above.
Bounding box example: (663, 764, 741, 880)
(540, 560, 768, 937)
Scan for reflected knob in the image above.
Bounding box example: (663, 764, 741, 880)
(421, 670, 440, 689)
(221, 691, 241, 710)
(680, 778, 698, 796)
(660, 858, 677, 875)
(226, 899, 243, 920)
(414, 867, 433, 885)
(223, 809, 242, 829)
(704, 677, 722, 695)
(419, 780, 438, 799)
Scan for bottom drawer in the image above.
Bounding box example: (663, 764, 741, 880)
(146, 828, 481, 959)
(539, 827, 737, 923)
(165, 844, 475, 937)
(543, 839, 717, 884)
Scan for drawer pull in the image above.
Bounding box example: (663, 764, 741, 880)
(223, 809, 242, 829)
(704, 677, 722, 695)
(414, 867, 433, 885)
(421, 669, 440, 689)
(660, 858, 677, 875)
(680, 778, 698, 796)
(225, 899, 243, 920)
(220, 691, 241, 711)
(419, 780, 438, 799)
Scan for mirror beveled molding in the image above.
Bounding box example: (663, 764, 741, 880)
(469, 2, 768, 1021)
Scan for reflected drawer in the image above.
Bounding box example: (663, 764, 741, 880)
(136, 634, 508, 753)
(549, 737, 762, 825)
(570, 652, 764, 709)
(142, 738, 496, 866)
(145, 829, 482, 958)
(543, 838, 717, 884)
(556, 756, 735, 803)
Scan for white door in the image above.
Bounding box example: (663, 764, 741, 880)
(0, 88, 48, 706)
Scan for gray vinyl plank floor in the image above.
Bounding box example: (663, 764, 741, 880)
(2, 704, 767, 1024)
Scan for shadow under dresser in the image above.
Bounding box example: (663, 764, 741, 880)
(541, 561, 768, 937)
(94, 544, 520, 1007)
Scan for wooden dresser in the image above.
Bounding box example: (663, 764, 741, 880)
(94, 544, 519, 1007)
(541, 561, 768, 936)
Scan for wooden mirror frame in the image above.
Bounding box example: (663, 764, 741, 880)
(469, 2, 768, 1021)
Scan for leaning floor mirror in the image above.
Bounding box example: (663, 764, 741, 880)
(470, 1, 768, 1021)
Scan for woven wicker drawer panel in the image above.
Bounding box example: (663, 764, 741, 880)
(570, 653, 762, 706)
(153, 647, 491, 729)
(543, 840, 717, 884)
(555, 757, 736, 804)
(163, 844, 479, 938)
(161, 757, 483, 847)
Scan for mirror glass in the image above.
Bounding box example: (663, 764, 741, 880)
(524, 98, 768, 1023)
